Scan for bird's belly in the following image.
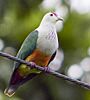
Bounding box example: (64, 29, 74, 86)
(18, 49, 51, 76)
(26, 49, 51, 66)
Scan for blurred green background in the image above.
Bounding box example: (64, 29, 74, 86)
(0, 0, 90, 100)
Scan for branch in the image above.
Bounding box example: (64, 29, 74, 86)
(0, 52, 90, 90)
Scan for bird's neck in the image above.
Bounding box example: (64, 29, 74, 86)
(37, 21, 56, 33)
(40, 20, 55, 27)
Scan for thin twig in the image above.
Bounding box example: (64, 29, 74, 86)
(0, 52, 90, 90)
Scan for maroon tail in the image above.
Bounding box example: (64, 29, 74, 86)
(4, 69, 38, 97)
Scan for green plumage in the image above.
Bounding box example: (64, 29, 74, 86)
(15, 30, 38, 68)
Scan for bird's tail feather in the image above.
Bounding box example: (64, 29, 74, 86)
(4, 73, 38, 97)
(4, 85, 17, 97)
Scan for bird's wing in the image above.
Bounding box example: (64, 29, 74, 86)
(14, 30, 38, 69)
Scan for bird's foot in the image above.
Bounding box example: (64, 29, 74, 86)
(44, 67, 51, 73)
(30, 62, 36, 68)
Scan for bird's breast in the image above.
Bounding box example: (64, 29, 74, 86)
(36, 31, 58, 55)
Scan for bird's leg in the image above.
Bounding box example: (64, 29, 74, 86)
(29, 62, 51, 73)
(29, 62, 36, 69)
(44, 67, 51, 73)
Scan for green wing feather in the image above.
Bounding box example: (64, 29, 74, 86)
(15, 30, 38, 69)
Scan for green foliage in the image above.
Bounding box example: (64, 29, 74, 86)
(58, 12, 90, 67)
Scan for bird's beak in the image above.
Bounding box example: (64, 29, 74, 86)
(56, 17, 63, 22)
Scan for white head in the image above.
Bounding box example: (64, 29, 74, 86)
(41, 12, 63, 25)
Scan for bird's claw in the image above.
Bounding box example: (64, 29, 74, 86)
(30, 62, 51, 73)
(44, 67, 51, 72)
(30, 62, 36, 68)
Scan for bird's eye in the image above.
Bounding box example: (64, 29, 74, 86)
(50, 14, 53, 16)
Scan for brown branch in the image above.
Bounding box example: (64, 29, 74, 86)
(0, 52, 90, 90)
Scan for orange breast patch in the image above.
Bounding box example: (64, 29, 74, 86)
(18, 49, 51, 76)
(26, 49, 51, 67)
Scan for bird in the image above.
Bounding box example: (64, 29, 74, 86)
(4, 12, 63, 97)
